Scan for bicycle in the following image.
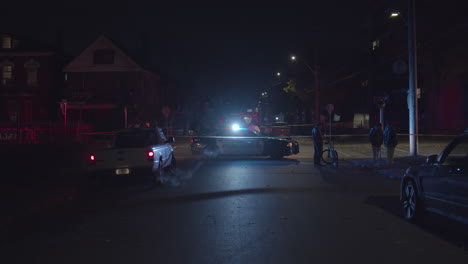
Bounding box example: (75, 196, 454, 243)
(321, 141, 339, 166)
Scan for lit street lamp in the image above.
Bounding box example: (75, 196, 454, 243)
(389, 11, 400, 18)
(276, 72, 281, 76)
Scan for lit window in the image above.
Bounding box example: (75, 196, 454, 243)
(2, 65, 13, 85)
(372, 40, 380, 50)
(2, 35, 12, 49)
(93, 49, 115, 64)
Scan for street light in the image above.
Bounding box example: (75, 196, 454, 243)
(290, 55, 320, 123)
(389, 1, 418, 156)
(277, 72, 281, 76)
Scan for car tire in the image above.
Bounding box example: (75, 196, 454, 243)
(401, 179, 424, 223)
(204, 145, 220, 160)
(165, 154, 176, 176)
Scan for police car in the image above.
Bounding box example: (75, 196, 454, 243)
(191, 124, 299, 159)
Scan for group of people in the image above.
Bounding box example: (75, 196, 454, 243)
(311, 122, 398, 166)
(369, 123, 398, 166)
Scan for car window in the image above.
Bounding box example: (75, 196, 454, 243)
(114, 131, 157, 148)
(443, 136, 468, 165)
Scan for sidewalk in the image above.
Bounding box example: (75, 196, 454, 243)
(341, 155, 427, 179)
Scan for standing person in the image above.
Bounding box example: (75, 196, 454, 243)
(311, 123, 324, 165)
(384, 123, 398, 164)
(369, 123, 384, 166)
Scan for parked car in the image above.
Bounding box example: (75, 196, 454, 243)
(88, 127, 176, 184)
(400, 130, 468, 223)
(191, 127, 299, 159)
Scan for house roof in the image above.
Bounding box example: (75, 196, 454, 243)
(64, 35, 149, 73)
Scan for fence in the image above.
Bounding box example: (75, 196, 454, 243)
(0, 122, 92, 144)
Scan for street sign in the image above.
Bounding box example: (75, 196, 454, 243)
(326, 104, 334, 114)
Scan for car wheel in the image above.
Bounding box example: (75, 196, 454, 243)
(401, 179, 423, 223)
(204, 145, 220, 160)
(165, 154, 177, 176)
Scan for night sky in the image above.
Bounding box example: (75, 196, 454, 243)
(2, 1, 462, 107)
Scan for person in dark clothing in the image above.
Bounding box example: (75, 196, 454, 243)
(369, 123, 384, 166)
(384, 123, 398, 164)
(311, 123, 324, 164)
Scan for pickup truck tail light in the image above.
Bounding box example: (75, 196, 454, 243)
(89, 154, 96, 165)
(147, 150, 155, 161)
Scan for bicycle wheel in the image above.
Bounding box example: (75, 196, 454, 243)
(321, 149, 333, 164)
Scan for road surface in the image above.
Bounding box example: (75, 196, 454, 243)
(2, 141, 468, 263)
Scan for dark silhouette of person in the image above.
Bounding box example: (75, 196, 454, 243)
(312, 123, 324, 164)
(369, 123, 384, 166)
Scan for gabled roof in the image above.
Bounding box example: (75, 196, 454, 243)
(64, 35, 145, 72)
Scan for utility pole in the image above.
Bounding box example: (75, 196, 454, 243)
(408, 0, 418, 156)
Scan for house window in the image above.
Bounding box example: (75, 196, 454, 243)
(26, 68, 38, 86)
(2, 65, 13, 85)
(372, 40, 380, 51)
(361, 80, 369, 87)
(93, 49, 115, 64)
(24, 60, 40, 86)
(2, 35, 12, 49)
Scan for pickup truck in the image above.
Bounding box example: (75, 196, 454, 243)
(88, 127, 176, 184)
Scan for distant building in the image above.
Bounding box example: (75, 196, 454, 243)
(63, 35, 161, 131)
(0, 33, 58, 123)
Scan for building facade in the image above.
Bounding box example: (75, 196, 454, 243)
(63, 35, 161, 131)
(0, 33, 57, 124)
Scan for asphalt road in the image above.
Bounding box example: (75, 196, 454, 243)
(2, 143, 468, 263)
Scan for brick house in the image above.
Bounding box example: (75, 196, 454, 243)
(63, 35, 161, 131)
(0, 33, 58, 124)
